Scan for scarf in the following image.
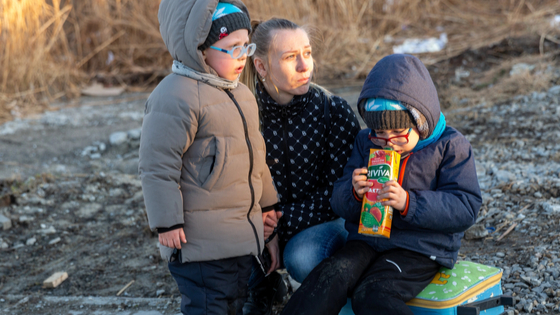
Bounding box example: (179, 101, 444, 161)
(413, 112, 446, 152)
(172, 60, 238, 90)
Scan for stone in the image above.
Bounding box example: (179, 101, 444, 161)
(43, 272, 68, 288)
(19, 215, 34, 223)
(0, 214, 11, 230)
(547, 85, 560, 95)
(510, 63, 535, 76)
(523, 301, 533, 313)
(464, 224, 489, 240)
(127, 128, 141, 140)
(494, 170, 515, 184)
(109, 132, 128, 146)
(115, 158, 139, 175)
(39, 226, 56, 234)
(76, 203, 102, 218)
(48, 237, 61, 245)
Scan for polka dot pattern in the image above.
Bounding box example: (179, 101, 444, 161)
(257, 84, 361, 245)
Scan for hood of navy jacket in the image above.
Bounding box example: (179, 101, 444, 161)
(357, 54, 440, 138)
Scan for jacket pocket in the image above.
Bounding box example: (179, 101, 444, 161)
(200, 137, 226, 191)
(198, 138, 216, 185)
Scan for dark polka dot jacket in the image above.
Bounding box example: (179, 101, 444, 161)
(256, 83, 361, 246)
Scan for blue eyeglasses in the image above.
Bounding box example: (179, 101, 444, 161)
(209, 43, 256, 59)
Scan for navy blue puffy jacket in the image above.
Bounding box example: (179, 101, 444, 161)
(331, 54, 482, 268)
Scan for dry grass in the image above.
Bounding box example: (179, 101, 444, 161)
(441, 52, 560, 111)
(1, 0, 560, 123)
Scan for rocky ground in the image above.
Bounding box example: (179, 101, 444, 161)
(1, 41, 560, 314)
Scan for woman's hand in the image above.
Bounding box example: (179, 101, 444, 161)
(265, 234, 281, 274)
(378, 180, 407, 212)
(158, 228, 187, 249)
(352, 167, 372, 199)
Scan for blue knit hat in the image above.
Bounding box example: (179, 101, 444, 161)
(199, 3, 251, 51)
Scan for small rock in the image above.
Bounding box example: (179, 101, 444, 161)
(156, 289, 165, 296)
(534, 191, 543, 198)
(115, 158, 140, 175)
(19, 215, 34, 223)
(81, 146, 98, 157)
(496, 252, 505, 258)
(510, 63, 535, 76)
(48, 237, 61, 245)
(523, 302, 533, 313)
(109, 132, 128, 146)
(128, 128, 141, 140)
(494, 170, 515, 184)
(13, 243, 24, 249)
(39, 226, 57, 234)
(109, 188, 126, 198)
(0, 214, 12, 230)
(26, 238, 36, 246)
(76, 203, 102, 218)
(464, 224, 489, 240)
(547, 85, 560, 95)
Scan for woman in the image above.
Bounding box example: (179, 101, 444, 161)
(240, 18, 361, 314)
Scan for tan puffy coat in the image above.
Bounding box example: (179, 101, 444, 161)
(139, 0, 278, 262)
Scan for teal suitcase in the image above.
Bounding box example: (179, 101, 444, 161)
(340, 261, 513, 315)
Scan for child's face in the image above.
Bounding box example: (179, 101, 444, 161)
(371, 128, 420, 155)
(203, 29, 250, 81)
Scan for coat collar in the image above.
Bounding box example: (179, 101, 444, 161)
(256, 83, 314, 118)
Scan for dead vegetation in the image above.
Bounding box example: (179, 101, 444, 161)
(1, 0, 560, 123)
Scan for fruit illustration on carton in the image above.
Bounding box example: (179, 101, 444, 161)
(358, 148, 401, 238)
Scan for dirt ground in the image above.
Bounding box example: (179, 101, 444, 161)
(1, 36, 560, 315)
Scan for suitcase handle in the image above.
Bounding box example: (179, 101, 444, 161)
(456, 296, 514, 315)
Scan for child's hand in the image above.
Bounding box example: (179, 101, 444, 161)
(377, 180, 407, 212)
(263, 211, 282, 239)
(352, 168, 372, 199)
(159, 228, 187, 249)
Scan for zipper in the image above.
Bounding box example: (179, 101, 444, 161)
(224, 90, 260, 254)
(280, 107, 294, 203)
(398, 153, 412, 186)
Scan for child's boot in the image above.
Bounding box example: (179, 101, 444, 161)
(243, 271, 287, 315)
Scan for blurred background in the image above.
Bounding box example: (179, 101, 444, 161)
(2, 0, 560, 123)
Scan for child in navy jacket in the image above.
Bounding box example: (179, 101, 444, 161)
(280, 54, 482, 315)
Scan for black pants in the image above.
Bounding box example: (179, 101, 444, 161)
(280, 241, 440, 315)
(168, 254, 252, 315)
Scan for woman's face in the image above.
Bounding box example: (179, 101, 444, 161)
(256, 28, 314, 104)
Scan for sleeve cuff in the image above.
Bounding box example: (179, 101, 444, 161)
(156, 224, 184, 234)
(352, 187, 363, 202)
(262, 204, 276, 213)
(400, 191, 410, 217)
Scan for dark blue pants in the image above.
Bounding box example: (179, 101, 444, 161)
(168, 254, 253, 315)
(280, 241, 440, 315)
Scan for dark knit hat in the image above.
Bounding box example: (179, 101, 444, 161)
(199, 3, 251, 51)
(362, 98, 416, 131)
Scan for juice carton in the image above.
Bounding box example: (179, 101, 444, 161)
(358, 148, 401, 238)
